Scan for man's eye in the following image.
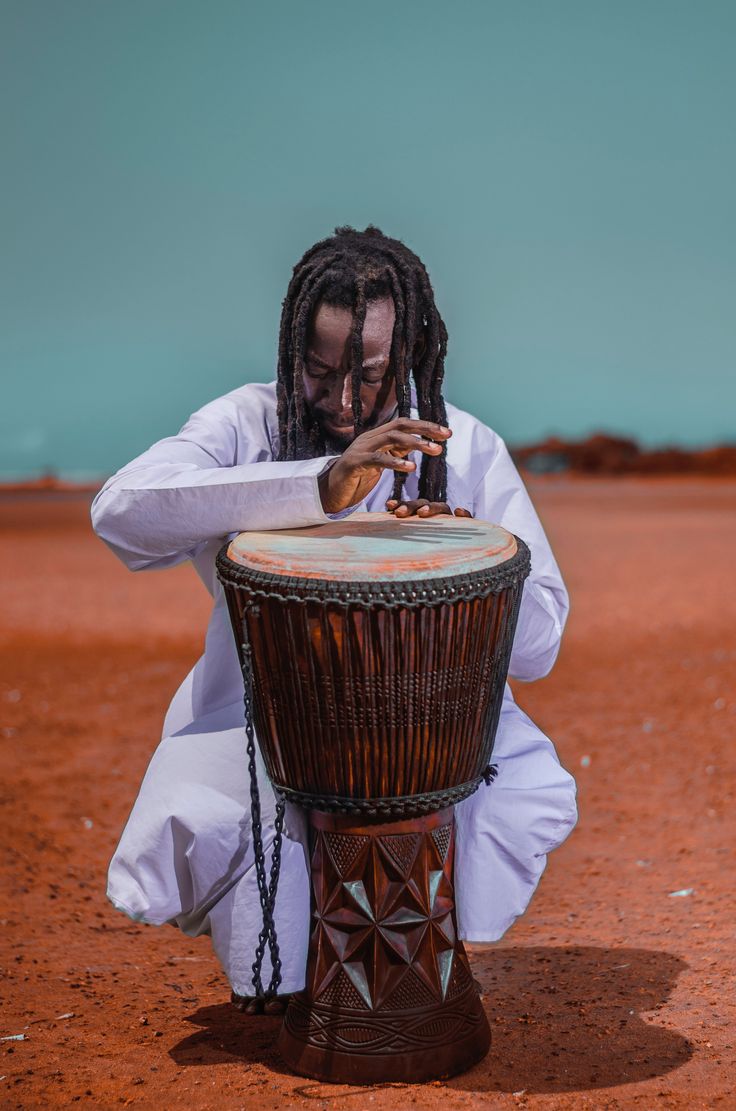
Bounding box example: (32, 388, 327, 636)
(306, 364, 329, 379)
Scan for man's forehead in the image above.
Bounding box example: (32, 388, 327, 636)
(309, 297, 395, 355)
(311, 297, 394, 330)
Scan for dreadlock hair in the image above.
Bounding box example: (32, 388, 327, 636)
(275, 225, 449, 504)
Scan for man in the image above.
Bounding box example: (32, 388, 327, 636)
(92, 226, 577, 1013)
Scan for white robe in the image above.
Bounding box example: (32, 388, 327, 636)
(92, 381, 577, 995)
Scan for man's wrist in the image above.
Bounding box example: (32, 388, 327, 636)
(317, 465, 333, 512)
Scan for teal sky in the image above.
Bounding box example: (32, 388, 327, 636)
(2, 0, 734, 478)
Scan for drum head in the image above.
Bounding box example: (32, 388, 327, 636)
(226, 512, 517, 582)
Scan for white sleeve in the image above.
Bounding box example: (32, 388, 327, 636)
(471, 436, 569, 682)
(91, 394, 337, 571)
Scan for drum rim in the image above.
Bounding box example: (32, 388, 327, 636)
(216, 535, 530, 607)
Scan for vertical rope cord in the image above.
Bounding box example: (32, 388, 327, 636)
(264, 798, 285, 993)
(241, 612, 285, 998)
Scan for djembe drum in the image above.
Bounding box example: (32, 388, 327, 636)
(217, 512, 530, 1084)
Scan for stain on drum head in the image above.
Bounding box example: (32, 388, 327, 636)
(226, 512, 517, 582)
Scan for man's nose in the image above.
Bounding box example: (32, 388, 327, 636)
(338, 372, 353, 414)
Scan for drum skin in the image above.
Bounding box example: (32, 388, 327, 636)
(217, 514, 530, 813)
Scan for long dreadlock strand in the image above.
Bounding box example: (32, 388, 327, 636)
(389, 253, 420, 372)
(413, 264, 448, 500)
(383, 263, 414, 504)
(432, 318, 449, 426)
(289, 255, 346, 336)
(386, 251, 446, 497)
(277, 255, 347, 459)
(383, 264, 408, 412)
(350, 277, 367, 437)
(290, 264, 355, 456)
(278, 252, 338, 372)
(275, 299, 295, 459)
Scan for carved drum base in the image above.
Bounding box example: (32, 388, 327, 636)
(278, 807, 491, 1084)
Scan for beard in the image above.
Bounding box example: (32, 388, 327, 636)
(322, 427, 355, 454)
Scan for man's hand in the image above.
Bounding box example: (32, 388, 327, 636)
(318, 418, 452, 514)
(386, 498, 473, 519)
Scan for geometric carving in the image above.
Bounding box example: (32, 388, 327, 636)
(343, 963, 373, 1009)
(380, 833, 421, 877)
(445, 957, 474, 1001)
(432, 823, 452, 863)
(343, 880, 374, 920)
(324, 831, 370, 876)
(428, 869, 444, 910)
(337, 1025, 381, 1045)
(279, 807, 491, 1082)
(382, 968, 437, 1011)
(316, 970, 366, 1009)
(434, 911, 456, 946)
(437, 948, 454, 999)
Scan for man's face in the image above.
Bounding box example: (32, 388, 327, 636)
(302, 296, 398, 451)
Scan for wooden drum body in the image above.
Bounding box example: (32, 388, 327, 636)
(217, 513, 530, 1084)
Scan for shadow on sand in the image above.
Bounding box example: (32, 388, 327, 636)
(169, 945, 692, 1094)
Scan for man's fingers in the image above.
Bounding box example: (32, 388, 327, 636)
(390, 418, 451, 440)
(392, 499, 450, 518)
(388, 500, 475, 518)
(368, 452, 416, 471)
(393, 499, 428, 517)
(364, 431, 444, 457)
(361, 418, 451, 446)
(417, 501, 454, 517)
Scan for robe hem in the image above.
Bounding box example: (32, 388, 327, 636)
(535, 804, 578, 856)
(107, 889, 175, 927)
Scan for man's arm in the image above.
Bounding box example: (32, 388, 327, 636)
(91, 392, 337, 571)
(472, 435, 569, 682)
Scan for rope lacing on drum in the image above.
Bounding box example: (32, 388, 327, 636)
(241, 622, 285, 1000)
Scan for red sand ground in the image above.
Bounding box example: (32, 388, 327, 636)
(1, 479, 735, 1110)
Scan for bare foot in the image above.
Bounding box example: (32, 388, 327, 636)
(231, 990, 291, 1015)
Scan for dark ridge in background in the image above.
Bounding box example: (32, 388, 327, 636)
(511, 434, 736, 476)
